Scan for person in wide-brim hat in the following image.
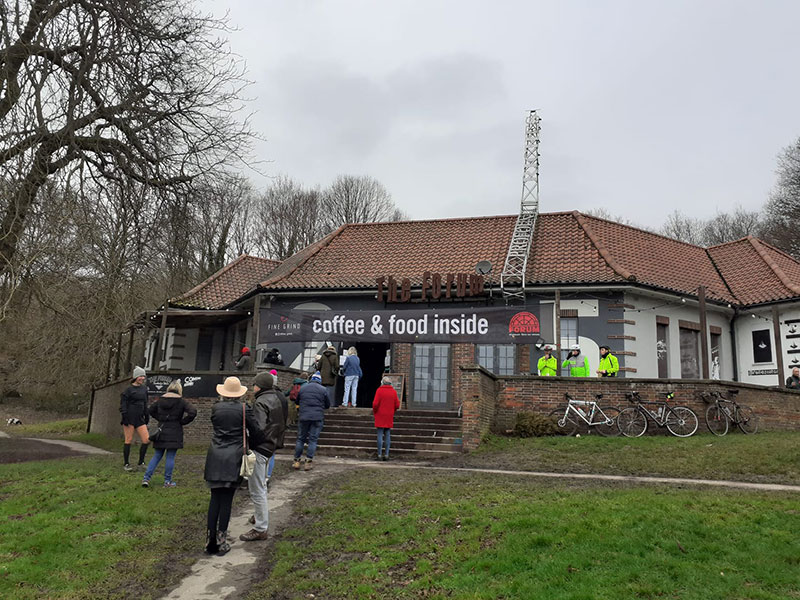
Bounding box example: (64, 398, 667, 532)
(203, 375, 259, 556)
(216, 376, 248, 398)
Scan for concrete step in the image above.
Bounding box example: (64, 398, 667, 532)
(323, 417, 462, 431)
(277, 444, 461, 458)
(328, 408, 459, 419)
(288, 430, 460, 444)
(284, 435, 461, 452)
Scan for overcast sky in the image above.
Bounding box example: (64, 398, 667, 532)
(204, 0, 800, 228)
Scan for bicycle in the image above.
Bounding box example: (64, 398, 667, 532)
(616, 391, 698, 438)
(547, 393, 621, 437)
(701, 389, 759, 436)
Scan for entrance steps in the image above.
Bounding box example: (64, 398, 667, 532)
(281, 407, 463, 459)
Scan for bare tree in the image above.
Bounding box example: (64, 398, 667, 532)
(253, 175, 322, 260)
(701, 206, 762, 246)
(763, 138, 800, 257)
(0, 0, 253, 284)
(660, 210, 706, 245)
(321, 175, 400, 231)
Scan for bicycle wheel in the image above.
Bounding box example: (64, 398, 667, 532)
(594, 406, 621, 437)
(736, 405, 759, 434)
(548, 407, 578, 436)
(705, 404, 729, 436)
(617, 407, 647, 437)
(665, 406, 698, 437)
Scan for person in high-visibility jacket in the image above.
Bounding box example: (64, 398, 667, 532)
(537, 346, 558, 376)
(562, 344, 590, 377)
(596, 345, 619, 377)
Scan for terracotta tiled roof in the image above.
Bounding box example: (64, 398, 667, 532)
(574, 213, 735, 303)
(708, 237, 800, 305)
(257, 211, 745, 302)
(172, 255, 281, 309)
(173, 212, 800, 308)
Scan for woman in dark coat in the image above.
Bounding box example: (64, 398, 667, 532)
(203, 376, 263, 556)
(119, 366, 150, 471)
(142, 380, 197, 488)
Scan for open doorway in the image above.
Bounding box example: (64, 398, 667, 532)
(335, 342, 389, 407)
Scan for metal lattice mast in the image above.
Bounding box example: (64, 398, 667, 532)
(501, 110, 541, 301)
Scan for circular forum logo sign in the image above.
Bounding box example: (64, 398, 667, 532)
(508, 311, 540, 336)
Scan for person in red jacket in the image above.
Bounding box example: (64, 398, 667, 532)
(372, 377, 400, 461)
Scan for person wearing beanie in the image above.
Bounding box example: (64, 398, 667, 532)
(292, 371, 329, 470)
(240, 371, 287, 542)
(120, 366, 151, 472)
(142, 380, 197, 488)
(235, 346, 252, 371)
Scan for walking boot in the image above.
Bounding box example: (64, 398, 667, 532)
(204, 529, 219, 554)
(216, 530, 231, 555)
(304, 459, 313, 471)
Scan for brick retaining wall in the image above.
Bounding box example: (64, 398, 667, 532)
(460, 365, 800, 450)
(89, 366, 300, 445)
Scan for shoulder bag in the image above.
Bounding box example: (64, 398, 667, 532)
(239, 403, 256, 479)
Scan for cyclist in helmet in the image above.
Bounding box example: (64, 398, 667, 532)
(562, 344, 590, 377)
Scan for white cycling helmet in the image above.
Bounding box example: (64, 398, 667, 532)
(570, 344, 580, 351)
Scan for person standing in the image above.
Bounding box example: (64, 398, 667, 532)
(235, 346, 252, 371)
(142, 380, 197, 488)
(372, 377, 400, 461)
(562, 344, 590, 377)
(240, 372, 286, 542)
(786, 367, 800, 389)
(120, 366, 150, 472)
(318, 345, 339, 406)
(342, 347, 362, 408)
(537, 346, 558, 376)
(597, 345, 619, 377)
(292, 372, 330, 471)
(203, 377, 262, 556)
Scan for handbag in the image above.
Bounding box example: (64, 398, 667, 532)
(239, 403, 256, 479)
(148, 422, 162, 443)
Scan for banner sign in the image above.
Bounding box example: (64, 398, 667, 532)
(260, 306, 541, 344)
(147, 374, 225, 398)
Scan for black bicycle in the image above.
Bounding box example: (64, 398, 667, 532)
(701, 389, 759, 436)
(617, 391, 699, 438)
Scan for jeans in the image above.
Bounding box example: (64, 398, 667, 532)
(267, 453, 275, 478)
(294, 420, 324, 460)
(377, 427, 392, 457)
(343, 376, 359, 407)
(144, 448, 177, 482)
(248, 451, 269, 532)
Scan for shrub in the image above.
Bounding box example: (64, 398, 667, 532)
(513, 411, 559, 437)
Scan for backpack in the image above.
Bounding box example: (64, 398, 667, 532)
(289, 383, 302, 401)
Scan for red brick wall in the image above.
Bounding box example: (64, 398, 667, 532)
(460, 366, 800, 449)
(450, 343, 476, 410)
(392, 343, 412, 405)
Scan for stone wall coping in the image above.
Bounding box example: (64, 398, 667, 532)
(457, 363, 800, 397)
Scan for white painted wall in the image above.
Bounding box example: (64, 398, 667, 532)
(624, 292, 734, 381)
(735, 302, 800, 386)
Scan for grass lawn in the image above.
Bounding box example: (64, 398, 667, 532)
(249, 469, 800, 600)
(440, 432, 800, 485)
(0, 454, 210, 600)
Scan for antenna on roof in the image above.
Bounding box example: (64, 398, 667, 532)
(500, 110, 541, 302)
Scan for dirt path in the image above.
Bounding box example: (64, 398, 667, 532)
(161, 463, 351, 600)
(0, 435, 110, 463)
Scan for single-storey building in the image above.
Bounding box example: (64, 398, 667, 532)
(135, 210, 800, 411)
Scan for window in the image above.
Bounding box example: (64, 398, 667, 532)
(710, 332, 722, 379)
(412, 344, 450, 406)
(195, 330, 214, 371)
(679, 327, 700, 378)
(752, 329, 772, 364)
(301, 342, 328, 372)
(559, 317, 578, 375)
(476, 344, 515, 375)
(656, 323, 669, 378)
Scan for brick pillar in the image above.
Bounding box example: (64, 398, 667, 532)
(450, 343, 475, 409)
(391, 343, 412, 405)
(516, 344, 531, 374)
